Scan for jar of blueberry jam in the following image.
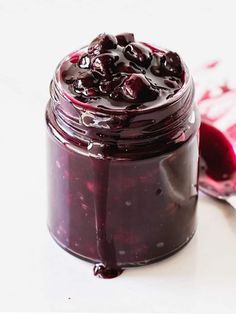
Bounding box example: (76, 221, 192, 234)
(46, 33, 200, 278)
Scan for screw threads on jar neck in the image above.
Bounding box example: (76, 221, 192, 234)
(47, 66, 196, 159)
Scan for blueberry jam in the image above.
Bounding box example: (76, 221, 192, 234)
(93, 263, 124, 279)
(200, 121, 236, 197)
(60, 33, 184, 110)
(46, 33, 200, 279)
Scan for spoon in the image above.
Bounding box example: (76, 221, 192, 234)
(199, 121, 236, 208)
(199, 179, 236, 209)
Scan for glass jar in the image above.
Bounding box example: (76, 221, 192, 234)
(46, 50, 200, 273)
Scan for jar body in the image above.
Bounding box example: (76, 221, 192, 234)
(46, 96, 200, 267)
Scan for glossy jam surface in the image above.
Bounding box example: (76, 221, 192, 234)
(59, 33, 184, 110)
(196, 61, 236, 197)
(93, 264, 124, 279)
(47, 34, 199, 278)
(200, 121, 236, 197)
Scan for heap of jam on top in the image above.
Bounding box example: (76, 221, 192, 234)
(61, 33, 185, 110)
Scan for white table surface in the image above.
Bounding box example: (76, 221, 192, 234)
(1, 0, 236, 312)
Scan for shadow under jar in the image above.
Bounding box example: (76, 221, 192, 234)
(46, 36, 200, 279)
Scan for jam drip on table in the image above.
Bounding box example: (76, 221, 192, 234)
(93, 263, 124, 279)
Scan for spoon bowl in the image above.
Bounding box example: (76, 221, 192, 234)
(199, 121, 236, 208)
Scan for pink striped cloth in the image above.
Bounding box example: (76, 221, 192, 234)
(194, 60, 236, 144)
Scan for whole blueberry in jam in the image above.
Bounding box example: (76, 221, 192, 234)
(124, 42, 152, 68)
(116, 32, 135, 46)
(88, 33, 117, 55)
(61, 33, 184, 109)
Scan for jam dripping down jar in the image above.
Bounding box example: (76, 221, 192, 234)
(46, 43, 200, 278)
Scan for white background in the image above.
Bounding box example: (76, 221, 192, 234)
(0, 0, 236, 312)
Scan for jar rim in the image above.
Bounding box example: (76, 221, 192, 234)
(53, 46, 193, 116)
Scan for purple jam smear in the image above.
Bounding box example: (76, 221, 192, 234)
(60, 33, 184, 110)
